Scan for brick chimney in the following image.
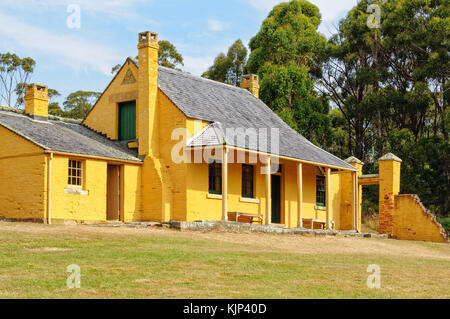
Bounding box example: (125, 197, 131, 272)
(240, 74, 259, 98)
(137, 31, 159, 156)
(24, 84, 49, 120)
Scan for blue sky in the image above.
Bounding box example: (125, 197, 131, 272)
(0, 0, 357, 104)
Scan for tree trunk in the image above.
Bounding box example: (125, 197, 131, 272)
(355, 119, 364, 160)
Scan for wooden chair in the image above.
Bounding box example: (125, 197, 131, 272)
(228, 212, 263, 225)
(302, 219, 335, 230)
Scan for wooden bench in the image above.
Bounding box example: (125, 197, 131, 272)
(228, 212, 263, 225)
(302, 219, 335, 230)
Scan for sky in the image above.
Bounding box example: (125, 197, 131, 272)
(0, 0, 358, 104)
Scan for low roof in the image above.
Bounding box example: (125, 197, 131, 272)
(0, 109, 141, 162)
(149, 61, 355, 170)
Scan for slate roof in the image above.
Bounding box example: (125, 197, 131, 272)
(186, 122, 226, 147)
(0, 109, 141, 162)
(150, 62, 355, 170)
(0, 58, 355, 170)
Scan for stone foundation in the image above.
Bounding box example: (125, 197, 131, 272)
(169, 220, 387, 238)
(0, 218, 389, 239)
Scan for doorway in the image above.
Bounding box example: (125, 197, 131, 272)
(271, 175, 281, 224)
(107, 165, 121, 221)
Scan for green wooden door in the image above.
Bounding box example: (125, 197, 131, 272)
(271, 175, 281, 224)
(118, 101, 136, 141)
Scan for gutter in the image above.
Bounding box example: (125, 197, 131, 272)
(186, 145, 358, 172)
(43, 150, 143, 165)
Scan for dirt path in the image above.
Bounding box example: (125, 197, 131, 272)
(1, 221, 449, 260)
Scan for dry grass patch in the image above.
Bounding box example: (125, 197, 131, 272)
(0, 221, 449, 299)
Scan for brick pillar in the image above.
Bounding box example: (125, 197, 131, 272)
(378, 153, 402, 235)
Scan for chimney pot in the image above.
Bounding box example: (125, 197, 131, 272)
(240, 74, 260, 98)
(24, 83, 49, 120)
(138, 31, 159, 49)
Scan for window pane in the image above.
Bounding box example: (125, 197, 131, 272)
(68, 160, 82, 186)
(316, 175, 326, 206)
(242, 165, 254, 197)
(209, 162, 222, 194)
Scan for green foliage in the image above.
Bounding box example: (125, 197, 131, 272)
(202, 39, 248, 86)
(62, 90, 101, 119)
(47, 89, 66, 117)
(385, 129, 449, 216)
(319, 0, 383, 159)
(111, 64, 121, 75)
(247, 0, 332, 147)
(111, 40, 183, 74)
(158, 40, 184, 70)
(0, 52, 35, 108)
(247, 0, 325, 73)
(439, 217, 450, 233)
(318, 0, 449, 216)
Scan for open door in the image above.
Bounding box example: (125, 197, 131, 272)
(107, 165, 120, 221)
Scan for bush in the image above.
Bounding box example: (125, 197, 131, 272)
(438, 218, 450, 233)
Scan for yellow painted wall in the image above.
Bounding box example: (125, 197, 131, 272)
(51, 155, 107, 221)
(339, 163, 362, 231)
(185, 155, 267, 223)
(185, 154, 342, 228)
(80, 50, 348, 228)
(141, 89, 210, 222)
(83, 60, 139, 140)
(393, 195, 448, 243)
(0, 127, 46, 220)
(121, 164, 143, 222)
(340, 172, 354, 230)
(50, 155, 142, 223)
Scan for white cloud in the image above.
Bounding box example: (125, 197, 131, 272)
(246, 0, 282, 11)
(0, 12, 122, 75)
(0, 0, 148, 21)
(208, 19, 230, 32)
(313, 0, 357, 20)
(183, 55, 215, 76)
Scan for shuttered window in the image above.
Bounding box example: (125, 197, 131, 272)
(208, 162, 222, 195)
(242, 164, 254, 198)
(118, 101, 136, 141)
(316, 175, 326, 207)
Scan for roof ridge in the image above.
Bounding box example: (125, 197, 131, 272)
(130, 57, 252, 95)
(158, 66, 250, 94)
(0, 106, 82, 124)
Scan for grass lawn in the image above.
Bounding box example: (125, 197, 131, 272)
(0, 221, 449, 299)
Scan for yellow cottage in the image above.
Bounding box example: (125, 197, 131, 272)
(0, 31, 447, 242)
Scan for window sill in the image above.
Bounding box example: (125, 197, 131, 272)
(207, 193, 222, 200)
(315, 205, 326, 211)
(64, 188, 89, 196)
(240, 197, 260, 204)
